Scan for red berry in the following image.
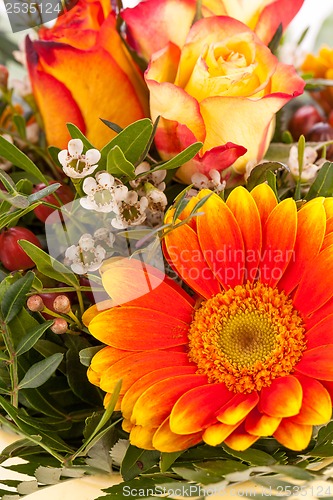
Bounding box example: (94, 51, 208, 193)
(329, 110, 333, 128)
(288, 105, 323, 140)
(32, 181, 74, 223)
(0, 227, 42, 271)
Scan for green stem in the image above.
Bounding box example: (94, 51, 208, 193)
(0, 318, 19, 408)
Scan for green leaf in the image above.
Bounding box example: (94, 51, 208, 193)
(100, 119, 123, 134)
(1, 271, 34, 323)
(66, 123, 95, 150)
(100, 119, 153, 166)
(0, 190, 29, 208)
(18, 241, 79, 288)
(172, 465, 222, 485)
(79, 346, 103, 367)
(266, 170, 279, 199)
(247, 162, 288, 191)
(136, 116, 160, 166)
(195, 459, 249, 477)
(107, 146, 136, 180)
(0, 169, 16, 191)
(160, 451, 183, 473)
(149, 142, 203, 173)
(48, 146, 62, 167)
(222, 445, 277, 466)
(15, 321, 54, 356)
(269, 465, 313, 480)
(13, 114, 27, 139)
(17, 353, 63, 389)
(0, 136, 47, 183)
(305, 161, 333, 200)
(268, 23, 283, 54)
(27, 183, 60, 204)
(65, 336, 102, 405)
(0, 202, 42, 230)
(121, 446, 160, 481)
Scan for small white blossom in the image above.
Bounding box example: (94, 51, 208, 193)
(145, 187, 168, 226)
(80, 171, 128, 213)
(130, 161, 167, 194)
(191, 169, 226, 193)
(64, 233, 106, 274)
(94, 227, 116, 248)
(58, 139, 101, 179)
(111, 191, 148, 229)
(288, 145, 320, 181)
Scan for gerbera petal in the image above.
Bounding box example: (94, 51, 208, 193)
(82, 299, 114, 326)
(259, 376, 302, 417)
(305, 296, 333, 330)
(324, 198, 333, 219)
(203, 421, 243, 447)
(99, 351, 191, 395)
(89, 306, 188, 350)
(226, 187, 262, 283)
(305, 315, 333, 349)
(278, 199, 326, 294)
(217, 392, 259, 425)
(131, 374, 208, 427)
(259, 199, 297, 287)
(153, 417, 203, 452)
(295, 346, 333, 380)
(100, 258, 194, 320)
(291, 374, 332, 425)
(121, 366, 197, 420)
(90, 346, 132, 381)
(273, 419, 312, 451)
(170, 384, 233, 434)
(129, 424, 157, 450)
(224, 422, 260, 451)
(164, 213, 221, 299)
(326, 217, 333, 235)
(322, 233, 333, 251)
(245, 407, 281, 436)
(293, 245, 333, 316)
(251, 184, 278, 227)
(196, 192, 245, 289)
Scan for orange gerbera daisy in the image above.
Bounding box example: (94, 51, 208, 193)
(84, 185, 333, 452)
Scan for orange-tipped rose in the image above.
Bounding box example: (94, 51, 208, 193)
(144, 17, 305, 182)
(26, 0, 149, 149)
(123, 0, 304, 60)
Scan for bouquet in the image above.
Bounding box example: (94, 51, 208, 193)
(1, 0, 333, 498)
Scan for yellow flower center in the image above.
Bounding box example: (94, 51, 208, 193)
(188, 282, 306, 394)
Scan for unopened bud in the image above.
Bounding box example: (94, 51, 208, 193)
(50, 318, 68, 335)
(27, 295, 44, 312)
(53, 295, 71, 314)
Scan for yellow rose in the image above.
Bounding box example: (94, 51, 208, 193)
(26, 0, 149, 149)
(145, 16, 305, 182)
(123, 0, 305, 60)
(302, 46, 333, 114)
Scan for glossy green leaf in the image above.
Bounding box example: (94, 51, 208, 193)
(149, 142, 202, 173)
(15, 321, 54, 356)
(0, 135, 47, 183)
(222, 445, 277, 466)
(18, 241, 79, 288)
(100, 119, 153, 166)
(247, 162, 288, 191)
(305, 161, 333, 200)
(0, 202, 41, 230)
(79, 346, 103, 367)
(17, 353, 63, 389)
(27, 183, 60, 204)
(121, 446, 160, 481)
(160, 451, 183, 473)
(107, 146, 136, 180)
(1, 271, 34, 323)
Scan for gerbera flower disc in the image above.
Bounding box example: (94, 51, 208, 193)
(84, 185, 333, 452)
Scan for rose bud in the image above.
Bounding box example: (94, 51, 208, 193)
(288, 105, 324, 140)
